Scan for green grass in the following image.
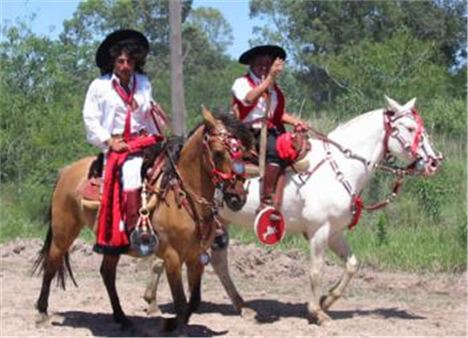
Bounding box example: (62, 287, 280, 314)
(0, 185, 45, 242)
(0, 183, 95, 243)
(229, 219, 466, 273)
(346, 221, 467, 272)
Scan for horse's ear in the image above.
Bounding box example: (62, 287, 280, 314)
(384, 95, 402, 113)
(202, 105, 217, 130)
(402, 97, 417, 111)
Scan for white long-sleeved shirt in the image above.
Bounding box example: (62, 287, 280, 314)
(82, 72, 158, 150)
(231, 71, 279, 129)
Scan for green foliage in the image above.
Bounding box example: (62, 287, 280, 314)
(420, 97, 466, 137)
(0, 184, 47, 242)
(375, 213, 389, 247)
(250, 0, 467, 111)
(186, 7, 233, 53)
(0, 23, 94, 186)
(60, 0, 193, 63)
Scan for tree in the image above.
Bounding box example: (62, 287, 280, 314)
(169, 0, 187, 135)
(249, 0, 467, 110)
(186, 7, 233, 54)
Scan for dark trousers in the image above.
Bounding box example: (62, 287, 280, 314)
(251, 128, 287, 168)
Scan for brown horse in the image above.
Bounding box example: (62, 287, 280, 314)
(33, 108, 253, 334)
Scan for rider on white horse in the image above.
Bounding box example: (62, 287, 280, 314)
(231, 45, 310, 220)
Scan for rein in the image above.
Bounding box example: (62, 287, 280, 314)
(202, 129, 244, 185)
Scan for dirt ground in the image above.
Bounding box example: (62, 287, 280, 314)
(0, 238, 466, 337)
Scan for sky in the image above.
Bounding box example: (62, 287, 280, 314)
(1, 0, 264, 59)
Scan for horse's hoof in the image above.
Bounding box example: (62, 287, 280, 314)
(308, 310, 332, 326)
(240, 307, 257, 321)
(35, 312, 49, 326)
(145, 301, 162, 316)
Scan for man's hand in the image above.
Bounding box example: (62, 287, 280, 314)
(107, 138, 128, 153)
(268, 57, 284, 81)
(294, 121, 310, 132)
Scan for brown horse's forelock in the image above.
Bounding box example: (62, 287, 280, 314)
(215, 112, 254, 150)
(186, 113, 254, 151)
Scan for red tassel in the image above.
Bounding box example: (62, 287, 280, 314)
(348, 195, 363, 230)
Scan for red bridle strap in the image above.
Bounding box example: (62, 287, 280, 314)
(383, 109, 424, 159)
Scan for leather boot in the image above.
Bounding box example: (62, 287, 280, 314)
(259, 163, 282, 211)
(124, 189, 142, 232)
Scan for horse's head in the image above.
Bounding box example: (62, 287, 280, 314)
(383, 96, 442, 176)
(201, 106, 254, 210)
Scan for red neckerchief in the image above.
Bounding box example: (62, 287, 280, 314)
(112, 75, 136, 141)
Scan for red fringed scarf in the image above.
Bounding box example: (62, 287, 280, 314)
(94, 75, 162, 254)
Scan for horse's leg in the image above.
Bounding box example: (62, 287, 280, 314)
(143, 256, 165, 315)
(186, 257, 204, 315)
(100, 254, 131, 329)
(35, 215, 81, 323)
(320, 233, 359, 311)
(163, 248, 188, 335)
(210, 247, 248, 314)
(35, 237, 74, 322)
(306, 225, 332, 325)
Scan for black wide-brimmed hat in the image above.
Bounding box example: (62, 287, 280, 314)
(238, 45, 286, 65)
(95, 29, 149, 69)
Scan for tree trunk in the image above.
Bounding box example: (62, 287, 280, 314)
(169, 0, 186, 136)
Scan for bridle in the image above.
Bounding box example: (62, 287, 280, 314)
(202, 127, 246, 186)
(382, 109, 433, 174)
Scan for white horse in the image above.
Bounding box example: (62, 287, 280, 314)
(143, 96, 442, 324)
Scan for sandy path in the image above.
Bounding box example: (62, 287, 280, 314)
(1, 238, 466, 337)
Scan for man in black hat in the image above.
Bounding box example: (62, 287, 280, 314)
(231, 45, 309, 214)
(83, 29, 164, 254)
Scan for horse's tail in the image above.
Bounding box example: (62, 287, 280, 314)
(31, 173, 78, 290)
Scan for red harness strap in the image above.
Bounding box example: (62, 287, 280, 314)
(232, 74, 285, 130)
(349, 195, 363, 230)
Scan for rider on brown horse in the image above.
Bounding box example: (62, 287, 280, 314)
(231, 45, 310, 218)
(82, 29, 164, 255)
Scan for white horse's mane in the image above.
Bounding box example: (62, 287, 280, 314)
(329, 108, 383, 137)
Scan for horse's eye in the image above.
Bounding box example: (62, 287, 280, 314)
(407, 126, 415, 133)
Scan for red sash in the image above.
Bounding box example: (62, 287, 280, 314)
(95, 135, 161, 254)
(232, 74, 285, 130)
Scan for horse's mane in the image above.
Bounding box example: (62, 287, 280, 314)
(329, 109, 383, 137)
(216, 112, 254, 150)
(186, 112, 254, 151)
(142, 112, 253, 183)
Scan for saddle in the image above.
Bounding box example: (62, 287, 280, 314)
(245, 130, 311, 178)
(76, 142, 166, 210)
